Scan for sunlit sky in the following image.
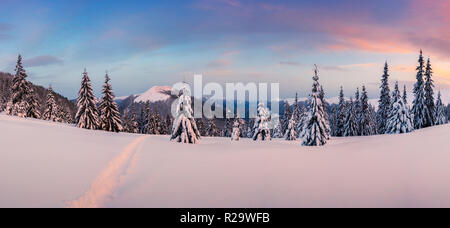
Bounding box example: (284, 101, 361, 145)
(1, 0, 450, 101)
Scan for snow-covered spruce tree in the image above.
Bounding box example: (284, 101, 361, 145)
(319, 85, 331, 139)
(246, 119, 254, 138)
(6, 55, 33, 117)
(223, 117, 232, 137)
(300, 66, 330, 146)
(165, 114, 173, 135)
(386, 82, 413, 134)
(153, 107, 163, 135)
(75, 69, 99, 130)
(424, 58, 436, 127)
(435, 91, 448, 125)
(122, 110, 132, 132)
(403, 85, 408, 107)
(377, 62, 391, 134)
(25, 85, 41, 119)
(140, 101, 150, 134)
(252, 102, 271, 141)
(207, 118, 219, 137)
(343, 97, 358, 137)
(42, 85, 58, 121)
(99, 73, 122, 133)
(359, 85, 373, 136)
(296, 105, 308, 135)
(336, 86, 346, 136)
(170, 87, 200, 143)
(56, 105, 67, 123)
(284, 114, 297, 140)
(196, 117, 207, 136)
(130, 103, 139, 133)
(231, 117, 241, 141)
(353, 87, 361, 135)
(282, 101, 292, 135)
(272, 117, 283, 138)
(369, 104, 378, 135)
(411, 50, 428, 129)
(292, 93, 301, 122)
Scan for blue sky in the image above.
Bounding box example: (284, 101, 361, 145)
(1, 0, 449, 100)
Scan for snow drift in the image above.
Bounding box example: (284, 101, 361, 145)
(1, 113, 450, 207)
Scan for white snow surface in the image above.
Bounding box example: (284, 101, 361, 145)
(1, 113, 450, 207)
(133, 86, 172, 103)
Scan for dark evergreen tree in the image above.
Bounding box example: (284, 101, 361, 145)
(165, 114, 173, 135)
(75, 69, 99, 130)
(25, 85, 41, 119)
(403, 85, 408, 106)
(130, 103, 139, 133)
(386, 82, 413, 134)
(411, 50, 428, 129)
(99, 73, 122, 132)
(354, 87, 361, 135)
(207, 118, 219, 137)
(196, 117, 207, 136)
(424, 58, 436, 127)
(377, 61, 391, 134)
(6, 55, 34, 117)
(282, 101, 292, 135)
(293, 93, 301, 122)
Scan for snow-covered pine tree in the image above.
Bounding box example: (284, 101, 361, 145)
(300, 66, 330, 146)
(25, 85, 41, 119)
(196, 117, 207, 136)
(330, 106, 338, 136)
(170, 87, 200, 143)
(386, 81, 413, 134)
(354, 87, 361, 135)
(424, 58, 436, 127)
(231, 117, 241, 141)
(343, 97, 358, 137)
(293, 93, 301, 122)
(56, 105, 67, 123)
(403, 85, 408, 106)
(122, 110, 132, 132)
(284, 114, 296, 140)
(99, 73, 122, 133)
(64, 108, 73, 124)
(252, 102, 271, 141)
(272, 117, 283, 138)
(336, 86, 346, 136)
(319, 85, 331, 139)
(377, 61, 391, 134)
(130, 103, 139, 133)
(435, 91, 448, 125)
(153, 107, 162, 135)
(6, 55, 34, 117)
(411, 50, 428, 129)
(369, 104, 378, 135)
(165, 113, 173, 135)
(207, 118, 218, 137)
(296, 105, 308, 135)
(75, 69, 99, 130)
(223, 117, 232, 137)
(43, 85, 58, 121)
(246, 119, 254, 138)
(282, 101, 292, 135)
(359, 85, 373, 136)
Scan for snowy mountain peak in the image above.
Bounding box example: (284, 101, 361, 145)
(134, 86, 173, 103)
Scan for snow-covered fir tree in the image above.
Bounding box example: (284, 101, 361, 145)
(435, 91, 448, 125)
(223, 117, 232, 137)
(369, 104, 378, 135)
(252, 102, 271, 141)
(359, 85, 374, 136)
(122, 110, 132, 132)
(292, 93, 301, 122)
(170, 87, 200, 143)
(99, 73, 122, 133)
(207, 118, 219, 137)
(42, 85, 58, 121)
(386, 82, 413, 134)
(411, 50, 428, 129)
(354, 87, 361, 133)
(25, 85, 41, 119)
(296, 105, 308, 135)
(6, 55, 36, 118)
(140, 101, 150, 134)
(377, 62, 391, 134)
(246, 119, 254, 138)
(343, 97, 359, 137)
(282, 101, 292, 135)
(330, 106, 338, 136)
(319, 85, 331, 139)
(231, 117, 241, 141)
(152, 107, 163, 135)
(271, 117, 283, 138)
(129, 103, 139, 133)
(403, 85, 408, 107)
(336, 86, 346, 136)
(300, 66, 330, 146)
(284, 114, 296, 140)
(424, 58, 436, 127)
(196, 117, 207, 136)
(164, 114, 173, 135)
(75, 69, 99, 130)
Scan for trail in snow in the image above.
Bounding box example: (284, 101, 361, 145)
(65, 136, 147, 208)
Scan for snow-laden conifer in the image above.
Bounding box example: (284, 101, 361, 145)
(99, 73, 122, 132)
(75, 69, 99, 130)
(424, 58, 436, 127)
(377, 62, 391, 134)
(6, 55, 35, 118)
(284, 114, 296, 140)
(170, 87, 200, 143)
(336, 86, 346, 136)
(300, 66, 330, 146)
(386, 82, 413, 134)
(343, 97, 358, 137)
(43, 86, 58, 121)
(411, 50, 428, 129)
(231, 117, 241, 141)
(359, 85, 374, 136)
(252, 102, 271, 141)
(435, 91, 448, 125)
